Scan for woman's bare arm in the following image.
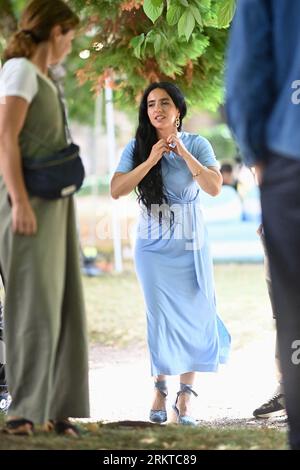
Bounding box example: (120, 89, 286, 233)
(0, 96, 37, 235)
(110, 139, 169, 199)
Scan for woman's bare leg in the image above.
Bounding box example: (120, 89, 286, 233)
(151, 375, 167, 411)
(177, 372, 196, 416)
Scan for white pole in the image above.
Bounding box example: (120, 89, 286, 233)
(105, 81, 123, 273)
(88, 94, 102, 249)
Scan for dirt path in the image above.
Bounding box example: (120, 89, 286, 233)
(88, 340, 287, 431)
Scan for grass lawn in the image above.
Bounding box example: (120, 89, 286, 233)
(1, 261, 272, 350)
(0, 415, 287, 450)
(84, 263, 273, 351)
(1, 263, 285, 450)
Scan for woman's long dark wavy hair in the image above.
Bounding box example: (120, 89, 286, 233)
(133, 82, 187, 211)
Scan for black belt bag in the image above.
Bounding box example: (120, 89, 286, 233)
(22, 143, 85, 199)
(21, 71, 86, 200)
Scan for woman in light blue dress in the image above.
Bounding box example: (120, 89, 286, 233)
(111, 83, 230, 425)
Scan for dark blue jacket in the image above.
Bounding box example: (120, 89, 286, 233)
(226, 0, 300, 166)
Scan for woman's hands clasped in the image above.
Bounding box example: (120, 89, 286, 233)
(147, 135, 190, 167)
(147, 139, 170, 166)
(166, 134, 189, 160)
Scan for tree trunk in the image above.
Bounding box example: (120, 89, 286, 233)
(0, 0, 17, 41)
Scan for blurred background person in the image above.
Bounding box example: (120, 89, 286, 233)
(252, 224, 286, 419)
(226, 0, 300, 450)
(220, 162, 238, 190)
(0, 0, 89, 436)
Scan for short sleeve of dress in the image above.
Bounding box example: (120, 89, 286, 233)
(192, 135, 219, 168)
(0, 58, 38, 104)
(115, 139, 135, 173)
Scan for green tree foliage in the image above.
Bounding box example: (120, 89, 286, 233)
(69, 0, 235, 115)
(0, 0, 17, 51)
(0, 0, 236, 124)
(0, 0, 95, 124)
(201, 123, 237, 163)
(0, 0, 26, 52)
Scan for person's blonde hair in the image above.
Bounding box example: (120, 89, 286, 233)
(3, 0, 79, 62)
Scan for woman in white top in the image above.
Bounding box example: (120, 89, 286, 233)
(0, 0, 89, 436)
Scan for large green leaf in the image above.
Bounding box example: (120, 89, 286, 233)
(154, 34, 162, 54)
(178, 10, 195, 41)
(190, 5, 203, 27)
(143, 0, 164, 23)
(166, 4, 183, 26)
(130, 34, 145, 59)
(217, 0, 236, 28)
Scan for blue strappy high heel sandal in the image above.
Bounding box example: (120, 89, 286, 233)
(149, 380, 168, 424)
(172, 383, 198, 426)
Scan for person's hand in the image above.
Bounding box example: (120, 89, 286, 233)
(147, 139, 170, 167)
(256, 223, 263, 236)
(166, 134, 189, 159)
(254, 162, 265, 186)
(12, 200, 37, 235)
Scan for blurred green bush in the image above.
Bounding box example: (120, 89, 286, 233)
(201, 124, 238, 163)
(78, 175, 110, 196)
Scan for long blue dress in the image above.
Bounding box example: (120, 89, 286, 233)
(115, 132, 231, 376)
